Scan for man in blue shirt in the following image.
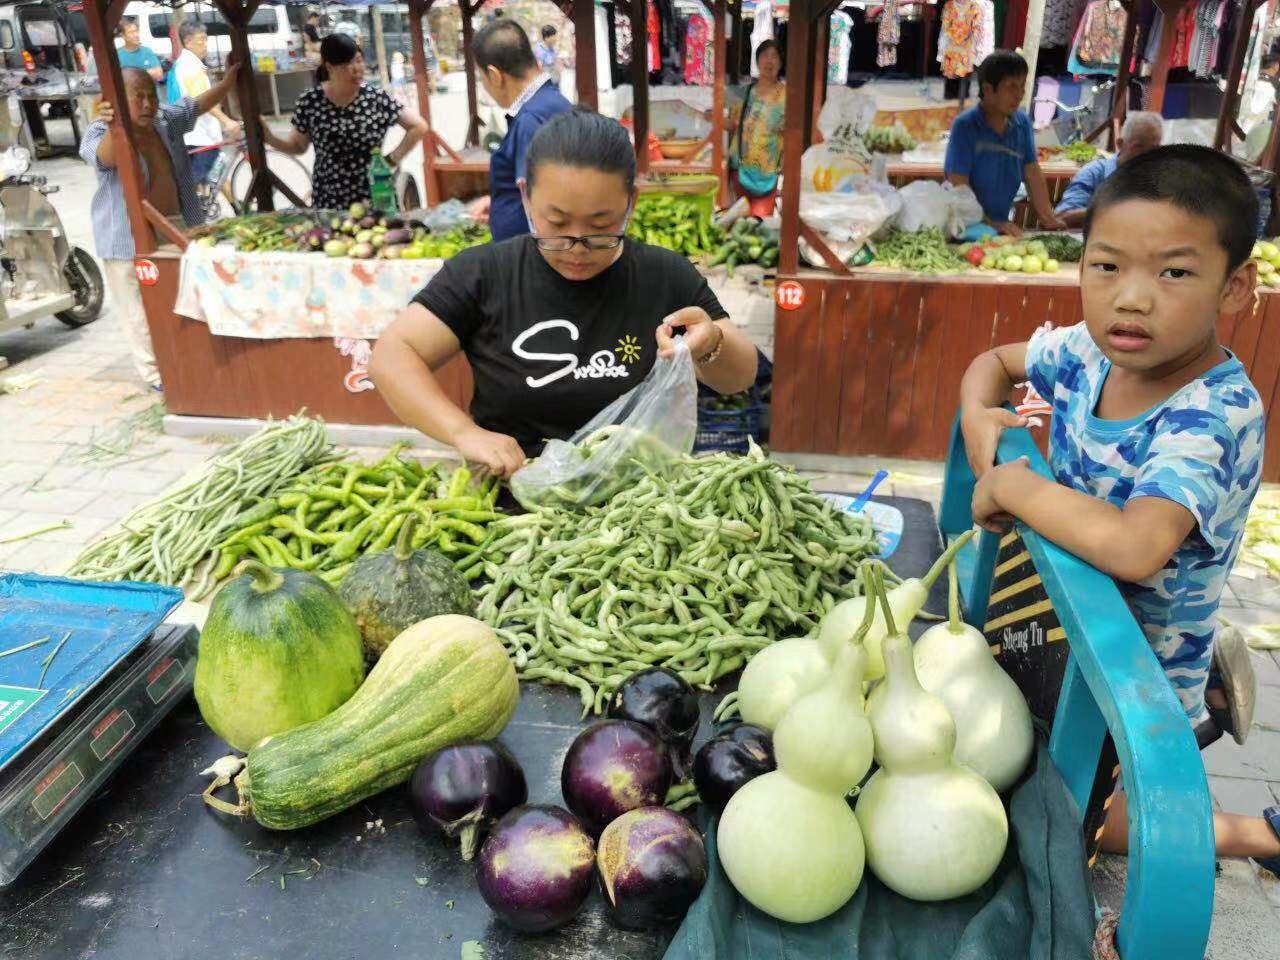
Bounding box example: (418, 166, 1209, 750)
(944, 51, 1065, 236)
(472, 20, 572, 243)
(1054, 111, 1163, 227)
(116, 17, 162, 83)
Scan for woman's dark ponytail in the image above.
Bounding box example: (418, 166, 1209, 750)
(316, 33, 360, 85)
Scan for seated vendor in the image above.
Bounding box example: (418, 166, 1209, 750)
(370, 109, 758, 478)
(1054, 112, 1163, 228)
(944, 51, 1066, 236)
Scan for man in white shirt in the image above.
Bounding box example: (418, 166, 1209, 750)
(168, 19, 242, 184)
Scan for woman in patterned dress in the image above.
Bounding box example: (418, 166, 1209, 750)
(261, 34, 428, 211)
(727, 40, 787, 216)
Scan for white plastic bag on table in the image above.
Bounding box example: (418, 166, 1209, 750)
(800, 87, 878, 192)
(944, 182, 984, 236)
(510, 338, 698, 511)
(798, 181, 902, 267)
(896, 180, 950, 233)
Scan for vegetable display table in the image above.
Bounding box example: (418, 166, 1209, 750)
(0, 496, 943, 960)
(137, 248, 473, 425)
(770, 270, 1280, 482)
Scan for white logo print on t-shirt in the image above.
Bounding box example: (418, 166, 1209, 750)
(512, 320, 631, 389)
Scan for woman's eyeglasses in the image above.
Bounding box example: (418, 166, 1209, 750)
(527, 201, 634, 252)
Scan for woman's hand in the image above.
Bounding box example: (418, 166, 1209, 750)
(657, 307, 720, 361)
(452, 423, 526, 479)
(96, 101, 116, 124)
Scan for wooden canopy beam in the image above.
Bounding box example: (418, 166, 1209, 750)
(779, 0, 812, 274)
(1215, 0, 1265, 151)
(1104, 0, 1141, 149)
(729, 0, 743, 83)
(409, 0, 442, 206)
(573, 0, 599, 109)
(105, 0, 128, 32)
(630, 0, 650, 176)
(461, 3, 481, 147)
(82, 0, 153, 255)
(712, 0, 728, 205)
(214, 0, 272, 210)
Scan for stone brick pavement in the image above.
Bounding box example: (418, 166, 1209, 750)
(4, 152, 1279, 955)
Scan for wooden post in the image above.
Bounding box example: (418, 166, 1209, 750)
(372, 6, 391, 86)
(810, 13, 827, 143)
(1145, 0, 1182, 114)
(574, 0, 599, 109)
(712, 0, 728, 204)
(922, 1, 934, 80)
(631, 0, 650, 177)
(1214, 0, 1261, 151)
(461, 0, 480, 146)
(1106, 0, 1141, 149)
(778, 0, 811, 275)
(215, 0, 273, 211)
(729, 0, 742, 83)
(83, 0, 154, 255)
(1019, 0, 1047, 110)
(409, 0, 441, 205)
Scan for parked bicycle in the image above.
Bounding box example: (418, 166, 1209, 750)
(188, 138, 313, 221)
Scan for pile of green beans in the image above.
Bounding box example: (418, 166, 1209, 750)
(470, 440, 879, 716)
(67, 417, 333, 593)
(873, 228, 970, 274)
(205, 447, 503, 591)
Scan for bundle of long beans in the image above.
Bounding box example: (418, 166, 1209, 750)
(469, 440, 880, 716)
(66, 416, 332, 595)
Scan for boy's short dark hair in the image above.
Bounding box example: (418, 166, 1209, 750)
(977, 50, 1028, 94)
(473, 19, 538, 77)
(1084, 144, 1259, 273)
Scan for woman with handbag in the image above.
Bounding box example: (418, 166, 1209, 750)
(729, 40, 787, 217)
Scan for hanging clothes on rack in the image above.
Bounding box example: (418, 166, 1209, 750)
(1041, 0, 1078, 47)
(648, 0, 661, 72)
(877, 0, 901, 67)
(829, 9, 854, 83)
(1188, 0, 1223, 78)
(1070, 0, 1126, 73)
(938, 0, 985, 78)
(751, 0, 775, 77)
(977, 0, 995, 64)
(683, 5, 712, 84)
(614, 8, 632, 66)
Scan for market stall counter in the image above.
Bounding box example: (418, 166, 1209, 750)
(139, 245, 473, 424)
(0, 495, 939, 960)
(770, 265, 1280, 482)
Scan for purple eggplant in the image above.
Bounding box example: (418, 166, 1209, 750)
(561, 720, 672, 835)
(609, 668, 700, 776)
(476, 805, 595, 932)
(597, 806, 707, 928)
(410, 741, 527, 861)
(692, 723, 775, 813)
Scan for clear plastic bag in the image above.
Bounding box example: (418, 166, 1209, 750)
(509, 337, 698, 511)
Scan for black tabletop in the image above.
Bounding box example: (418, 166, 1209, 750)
(0, 496, 944, 960)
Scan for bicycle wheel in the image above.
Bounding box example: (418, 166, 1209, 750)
(229, 149, 313, 212)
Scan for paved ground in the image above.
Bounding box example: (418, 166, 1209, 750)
(6, 109, 1280, 955)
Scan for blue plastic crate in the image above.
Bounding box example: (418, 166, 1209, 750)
(694, 390, 765, 454)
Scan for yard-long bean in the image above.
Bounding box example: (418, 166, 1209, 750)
(477, 439, 879, 715)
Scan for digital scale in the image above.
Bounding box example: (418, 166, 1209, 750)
(0, 574, 197, 886)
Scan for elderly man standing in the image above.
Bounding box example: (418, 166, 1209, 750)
(168, 19, 243, 187)
(80, 64, 239, 390)
(1054, 112, 1163, 227)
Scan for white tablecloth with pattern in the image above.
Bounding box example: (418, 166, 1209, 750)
(174, 244, 444, 340)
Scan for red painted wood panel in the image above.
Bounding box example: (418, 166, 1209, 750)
(771, 276, 1280, 482)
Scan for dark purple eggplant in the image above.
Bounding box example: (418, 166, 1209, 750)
(476, 805, 595, 932)
(609, 668, 700, 776)
(597, 806, 707, 928)
(410, 741, 527, 861)
(562, 720, 673, 835)
(692, 723, 775, 813)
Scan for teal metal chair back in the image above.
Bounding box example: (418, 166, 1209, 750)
(938, 416, 1214, 959)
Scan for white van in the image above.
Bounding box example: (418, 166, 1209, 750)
(122, 1, 299, 68)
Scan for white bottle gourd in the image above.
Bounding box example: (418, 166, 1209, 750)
(910, 561, 1034, 793)
(855, 568, 1009, 902)
(718, 642, 874, 923)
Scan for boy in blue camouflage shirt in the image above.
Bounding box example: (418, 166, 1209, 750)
(960, 145, 1280, 873)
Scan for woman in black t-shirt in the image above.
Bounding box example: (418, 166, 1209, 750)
(371, 110, 758, 477)
(260, 35, 428, 210)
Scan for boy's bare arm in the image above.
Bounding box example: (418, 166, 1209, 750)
(959, 343, 1031, 478)
(973, 459, 1196, 582)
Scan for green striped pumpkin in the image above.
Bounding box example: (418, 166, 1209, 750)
(238, 614, 519, 830)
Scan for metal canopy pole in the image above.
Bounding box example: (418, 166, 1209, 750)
(82, 0, 154, 255)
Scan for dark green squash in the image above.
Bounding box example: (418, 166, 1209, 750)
(195, 561, 366, 753)
(338, 513, 476, 659)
